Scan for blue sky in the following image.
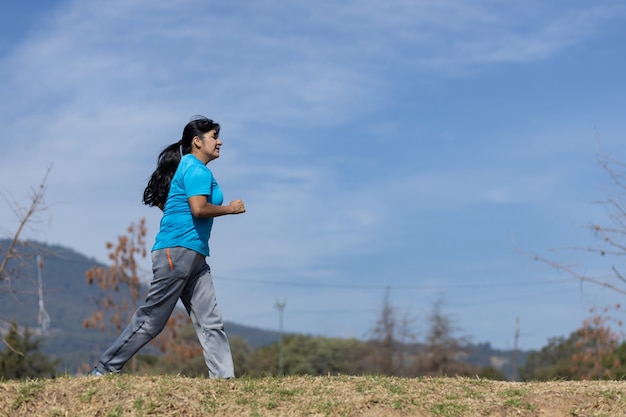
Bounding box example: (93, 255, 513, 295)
(1, 0, 626, 351)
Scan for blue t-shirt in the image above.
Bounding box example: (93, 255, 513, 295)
(153, 154, 224, 256)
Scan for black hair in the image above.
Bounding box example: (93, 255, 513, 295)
(142, 115, 220, 208)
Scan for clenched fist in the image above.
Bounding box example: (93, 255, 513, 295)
(229, 199, 246, 214)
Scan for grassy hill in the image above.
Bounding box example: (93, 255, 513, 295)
(2, 374, 625, 416)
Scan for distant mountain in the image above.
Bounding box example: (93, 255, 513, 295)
(0, 240, 282, 372)
(0, 240, 530, 378)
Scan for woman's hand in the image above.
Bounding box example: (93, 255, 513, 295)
(228, 199, 246, 214)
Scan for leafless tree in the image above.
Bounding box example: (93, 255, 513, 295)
(368, 287, 418, 376)
(412, 297, 475, 377)
(369, 287, 397, 375)
(527, 144, 626, 295)
(0, 166, 52, 347)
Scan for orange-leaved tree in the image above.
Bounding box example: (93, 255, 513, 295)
(84, 219, 147, 333)
(571, 304, 625, 380)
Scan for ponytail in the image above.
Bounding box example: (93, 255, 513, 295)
(142, 115, 220, 208)
(142, 142, 183, 208)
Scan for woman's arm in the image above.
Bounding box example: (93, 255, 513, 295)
(188, 195, 246, 218)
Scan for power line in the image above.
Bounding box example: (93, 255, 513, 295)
(233, 286, 589, 322)
(17, 248, 578, 292)
(214, 276, 573, 290)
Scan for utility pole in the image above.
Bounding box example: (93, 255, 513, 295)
(37, 255, 50, 334)
(512, 317, 520, 381)
(274, 299, 287, 376)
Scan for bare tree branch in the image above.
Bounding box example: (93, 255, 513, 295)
(518, 140, 626, 297)
(0, 165, 52, 283)
(527, 248, 626, 296)
(0, 166, 52, 352)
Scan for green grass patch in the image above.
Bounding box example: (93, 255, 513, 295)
(499, 388, 536, 411)
(430, 401, 469, 417)
(80, 386, 98, 402)
(106, 404, 123, 417)
(12, 379, 45, 410)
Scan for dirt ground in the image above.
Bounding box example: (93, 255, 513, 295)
(1, 374, 625, 416)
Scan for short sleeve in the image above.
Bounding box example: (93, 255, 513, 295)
(183, 164, 213, 198)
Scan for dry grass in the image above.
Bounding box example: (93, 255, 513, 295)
(0, 374, 625, 417)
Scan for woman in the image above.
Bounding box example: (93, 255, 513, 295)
(91, 115, 245, 378)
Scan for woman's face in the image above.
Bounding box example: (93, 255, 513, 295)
(193, 129, 222, 163)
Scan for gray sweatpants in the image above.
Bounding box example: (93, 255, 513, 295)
(94, 247, 234, 378)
